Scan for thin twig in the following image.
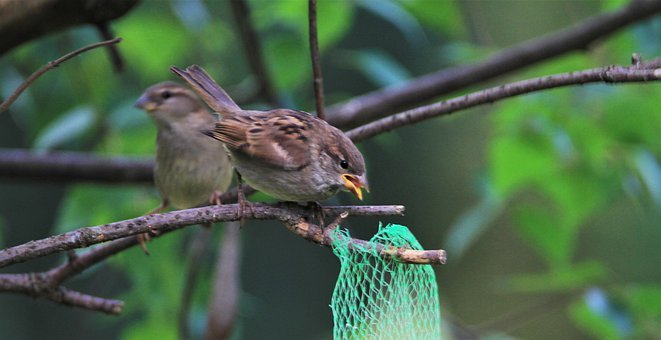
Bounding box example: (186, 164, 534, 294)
(0, 37, 122, 113)
(346, 58, 661, 142)
(0, 203, 408, 268)
(308, 0, 325, 120)
(325, 0, 661, 128)
(229, 0, 279, 105)
(282, 215, 446, 265)
(0, 273, 123, 314)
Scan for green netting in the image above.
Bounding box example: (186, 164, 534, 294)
(330, 224, 442, 339)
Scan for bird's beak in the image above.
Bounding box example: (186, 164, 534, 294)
(134, 94, 157, 112)
(341, 174, 369, 200)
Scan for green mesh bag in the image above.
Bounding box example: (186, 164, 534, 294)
(330, 224, 442, 339)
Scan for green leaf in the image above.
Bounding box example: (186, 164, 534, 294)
(631, 149, 661, 207)
(536, 170, 612, 229)
(513, 204, 572, 266)
(399, 0, 466, 37)
(444, 183, 504, 259)
(117, 232, 189, 340)
(252, 0, 354, 51)
(116, 14, 190, 81)
(316, 0, 355, 50)
(569, 298, 622, 340)
(264, 35, 309, 91)
(623, 285, 661, 321)
(509, 261, 608, 293)
(55, 184, 158, 234)
(346, 50, 412, 88)
(357, 0, 427, 46)
(33, 106, 96, 151)
(489, 133, 556, 197)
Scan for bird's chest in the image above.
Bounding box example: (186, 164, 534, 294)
(230, 151, 340, 202)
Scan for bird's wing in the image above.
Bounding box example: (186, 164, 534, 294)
(206, 109, 314, 170)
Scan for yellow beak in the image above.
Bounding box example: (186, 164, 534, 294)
(134, 95, 158, 112)
(341, 174, 369, 200)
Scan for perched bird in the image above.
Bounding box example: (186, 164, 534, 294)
(135, 82, 234, 250)
(171, 65, 368, 203)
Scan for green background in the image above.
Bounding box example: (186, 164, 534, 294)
(1, 0, 660, 339)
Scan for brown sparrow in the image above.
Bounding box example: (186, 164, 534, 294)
(135, 81, 233, 219)
(170, 65, 368, 203)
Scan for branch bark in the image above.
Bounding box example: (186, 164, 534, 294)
(0, 0, 138, 55)
(308, 0, 326, 120)
(347, 57, 661, 142)
(325, 0, 661, 129)
(0, 203, 447, 314)
(0, 203, 411, 268)
(0, 148, 153, 183)
(0, 272, 124, 314)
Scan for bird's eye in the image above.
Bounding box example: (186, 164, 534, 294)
(161, 90, 172, 99)
(340, 160, 349, 169)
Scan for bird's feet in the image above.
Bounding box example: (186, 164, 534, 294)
(307, 201, 326, 232)
(138, 199, 169, 254)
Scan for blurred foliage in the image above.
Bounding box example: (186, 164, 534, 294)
(1, 0, 661, 339)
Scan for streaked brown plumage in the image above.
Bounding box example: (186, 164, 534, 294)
(170, 65, 368, 202)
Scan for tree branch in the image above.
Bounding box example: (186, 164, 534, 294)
(0, 272, 123, 314)
(0, 37, 123, 114)
(0, 203, 412, 268)
(0, 203, 447, 313)
(229, 0, 279, 106)
(347, 57, 661, 142)
(0, 148, 153, 183)
(0, 0, 137, 55)
(205, 221, 241, 340)
(326, 0, 661, 129)
(308, 0, 326, 120)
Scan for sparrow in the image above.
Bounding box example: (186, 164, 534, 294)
(170, 65, 369, 203)
(134, 82, 234, 250)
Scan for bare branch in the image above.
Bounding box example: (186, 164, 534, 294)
(326, 0, 661, 129)
(0, 0, 137, 55)
(347, 58, 661, 142)
(229, 0, 279, 105)
(0, 203, 408, 268)
(0, 37, 122, 113)
(308, 0, 326, 120)
(0, 148, 153, 183)
(286, 217, 447, 265)
(0, 273, 123, 314)
(0, 203, 446, 313)
(205, 221, 241, 340)
(47, 236, 144, 286)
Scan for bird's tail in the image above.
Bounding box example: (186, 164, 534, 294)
(170, 65, 241, 115)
